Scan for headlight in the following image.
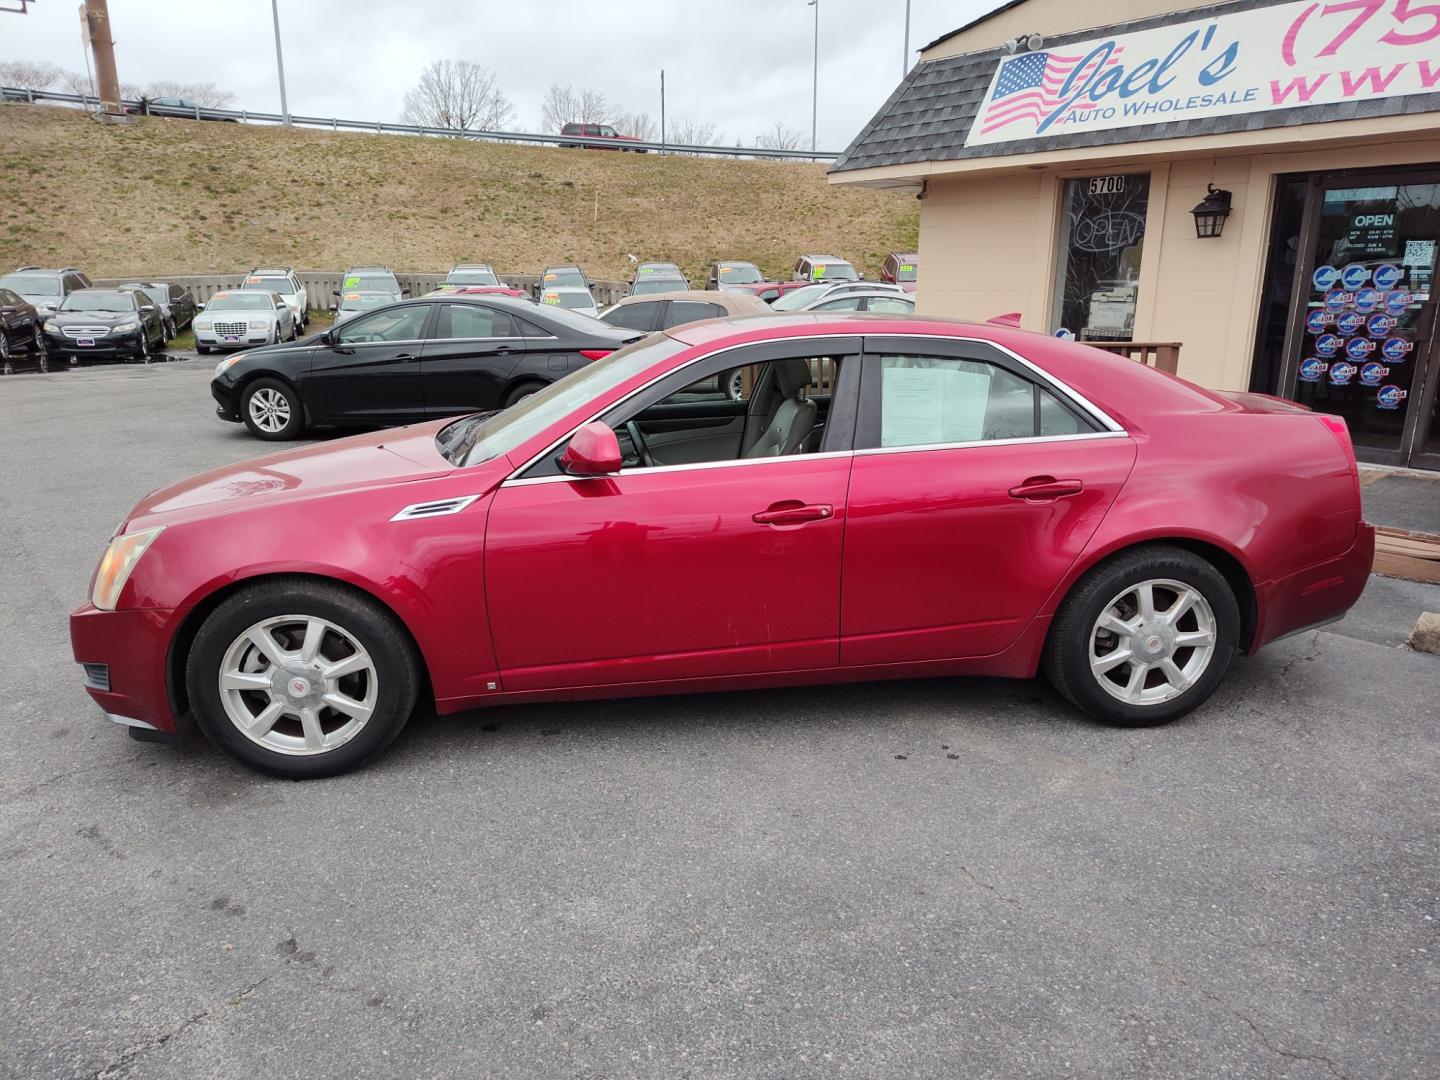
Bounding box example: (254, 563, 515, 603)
(194, 319, 212, 330)
(91, 526, 164, 611)
(44, 318, 59, 331)
(214, 355, 243, 376)
(112, 322, 138, 334)
(248, 319, 269, 330)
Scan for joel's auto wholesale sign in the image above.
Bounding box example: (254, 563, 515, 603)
(966, 0, 1440, 146)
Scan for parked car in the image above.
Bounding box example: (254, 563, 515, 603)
(705, 261, 768, 291)
(743, 280, 812, 305)
(600, 289, 769, 334)
(336, 266, 404, 304)
(540, 286, 600, 319)
(427, 285, 530, 301)
(209, 295, 641, 440)
(882, 252, 918, 293)
(559, 122, 647, 151)
(442, 264, 503, 288)
(240, 267, 308, 331)
(538, 265, 591, 293)
(799, 290, 915, 314)
(770, 281, 906, 312)
(0, 266, 92, 317)
(118, 282, 198, 339)
(628, 262, 688, 296)
(42, 287, 166, 363)
(333, 290, 398, 325)
(792, 254, 859, 283)
(192, 291, 297, 354)
(128, 96, 238, 122)
(0, 287, 47, 372)
(75, 313, 1375, 777)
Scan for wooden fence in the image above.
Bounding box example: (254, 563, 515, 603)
(1088, 341, 1182, 374)
(92, 272, 630, 309)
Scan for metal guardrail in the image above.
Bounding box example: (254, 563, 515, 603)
(1, 86, 841, 161)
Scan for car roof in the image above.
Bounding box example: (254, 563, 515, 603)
(613, 290, 769, 314)
(449, 263, 494, 270)
(802, 254, 850, 263)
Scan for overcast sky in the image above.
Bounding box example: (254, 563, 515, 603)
(5, 0, 1002, 149)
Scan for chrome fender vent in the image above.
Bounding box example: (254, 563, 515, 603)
(390, 495, 481, 522)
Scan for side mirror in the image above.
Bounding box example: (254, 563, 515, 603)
(558, 421, 622, 476)
(401, 289, 410, 297)
(332, 289, 341, 297)
(196, 302, 206, 310)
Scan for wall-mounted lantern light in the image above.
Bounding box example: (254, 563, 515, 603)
(1191, 184, 1232, 239)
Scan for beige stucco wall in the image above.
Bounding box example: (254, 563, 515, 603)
(921, 0, 1216, 59)
(914, 138, 1438, 390)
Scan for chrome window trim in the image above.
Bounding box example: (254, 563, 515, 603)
(501, 331, 1127, 481)
(854, 430, 1129, 457)
(427, 335, 526, 345)
(503, 451, 856, 488)
(333, 337, 427, 348)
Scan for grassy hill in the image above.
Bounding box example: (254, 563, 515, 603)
(0, 104, 915, 283)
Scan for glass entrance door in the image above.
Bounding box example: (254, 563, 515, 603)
(1282, 173, 1440, 469)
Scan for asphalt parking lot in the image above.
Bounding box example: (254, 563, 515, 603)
(2, 360, 1438, 1080)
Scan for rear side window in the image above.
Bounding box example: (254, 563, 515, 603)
(435, 304, 515, 339)
(662, 301, 725, 328)
(874, 354, 1098, 447)
(604, 302, 658, 332)
(867, 297, 913, 314)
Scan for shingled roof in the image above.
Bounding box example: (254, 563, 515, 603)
(831, 0, 1440, 175)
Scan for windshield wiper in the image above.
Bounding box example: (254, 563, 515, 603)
(437, 410, 500, 462)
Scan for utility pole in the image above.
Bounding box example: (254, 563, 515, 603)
(82, 0, 122, 116)
(903, 0, 912, 79)
(809, 0, 818, 152)
(270, 0, 291, 125)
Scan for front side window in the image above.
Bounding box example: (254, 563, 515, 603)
(337, 304, 430, 344)
(867, 297, 914, 314)
(435, 304, 514, 339)
(875, 354, 1094, 447)
(602, 302, 658, 332)
(1051, 174, 1150, 341)
(662, 301, 725, 328)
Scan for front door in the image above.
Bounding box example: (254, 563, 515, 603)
(418, 301, 525, 416)
(483, 339, 860, 692)
(1280, 171, 1440, 469)
(840, 337, 1137, 666)
(306, 303, 432, 424)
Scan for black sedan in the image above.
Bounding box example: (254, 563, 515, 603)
(0, 287, 48, 372)
(210, 296, 642, 440)
(119, 281, 199, 338)
(43, 288, 167, 364)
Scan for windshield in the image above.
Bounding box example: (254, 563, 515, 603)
(339, 292, 392, 311)
(343, 273, 398, 292)
(446, 268, 500, 286)
(0, 272, 61, 296)
(543, 291, 595, 312)
(206, 292, 276, 311)
(442, 334, 688, 466)
(814, 261, 857, 282)
(770, 283, 831, 311)
(893, 260, 917, 282)
(717, 262, 762, 284)
(630, 278, 684, 296)
(542, 268, 586, 289)
(242, 276, 293, 294)
(60, 290, 133, 313)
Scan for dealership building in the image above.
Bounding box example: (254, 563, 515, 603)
(831, 0, 1440, 470)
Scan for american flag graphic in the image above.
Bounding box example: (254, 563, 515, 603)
(979, 48, 1126, 135)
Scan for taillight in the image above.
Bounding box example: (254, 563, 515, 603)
(578, 349, 613, 361)
(1318, 413, 1358, 476)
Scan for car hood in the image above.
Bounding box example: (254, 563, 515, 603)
(122, 422, 459, 531)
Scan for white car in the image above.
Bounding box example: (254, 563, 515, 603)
(539, 285, 599, 319)
(798, 289, 915, 314)
(239, 267, 308, 331)
(770, 280, 907, 312)
(333, 290, 397, 324)
(192, 290, 297, 353)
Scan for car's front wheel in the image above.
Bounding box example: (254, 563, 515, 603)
(135, 330, 151, 364)
(187, 579, 420, 778)
(1043, 546, 1238, 728)
(242, 377, 305, 439)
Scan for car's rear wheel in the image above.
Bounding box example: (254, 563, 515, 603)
(187, 579, 420, 778)
(503, 380, 546, 408)
(242, 377, 305, 439)
(1043, 546, 1238, 728)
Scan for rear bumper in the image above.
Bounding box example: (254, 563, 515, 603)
(1251, 521, 1375, 652)
(69, 604, 181, 733)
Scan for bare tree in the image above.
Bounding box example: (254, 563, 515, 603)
(755, 121, 804, 156)
(540, 83, 610, 132)
(143, 81, 235, 108)
(401, 60, 515, 133)
(0, 60, 62, 92)
(61, 68, 95, 98)
(668, 118, 720, 147)
(611, 111, 656, 141)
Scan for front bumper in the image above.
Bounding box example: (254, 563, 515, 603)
(46, 329, 144, 357)
(211, 379, 241, 422)
(70, 604, 181, 733)
(194, 326, 275, 350)
(1251, 521, 1376, 652)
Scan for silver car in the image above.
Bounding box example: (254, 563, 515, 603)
(334, 290, 397, 324)
(539, 285, 599, 319)
(192, 290, 297, 354)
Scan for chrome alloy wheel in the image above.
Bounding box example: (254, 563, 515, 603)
(247, 387, 291, 434)
(1089, 579, 1217, 706)
(218, 615, 377, 756)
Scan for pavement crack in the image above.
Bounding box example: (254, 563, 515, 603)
(1278, 633, 1323, 677)
(957, 864, 1020, 906)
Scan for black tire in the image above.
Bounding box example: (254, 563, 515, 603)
(186, 578, 420, 778)
(197, 343, 212, 355)
(135, 330, 151, 364)
(31, 326, 48, 373)
(1042, 545, 1239, 728)
(163, 317, 176, 340)
(503, 380, 546, 408)
(240, 377, 306, 440)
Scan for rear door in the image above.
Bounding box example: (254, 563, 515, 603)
(306, 303, 433, 424)
(419, 302, 525, 416)
(840, 335, 1137, 665)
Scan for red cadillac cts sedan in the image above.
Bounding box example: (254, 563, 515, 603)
(71, 314, 1374, 777)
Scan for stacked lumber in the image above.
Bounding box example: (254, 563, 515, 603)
(1373, 527, 1440, 585)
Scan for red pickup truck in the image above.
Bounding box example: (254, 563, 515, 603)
(560, 123, 647, 152)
